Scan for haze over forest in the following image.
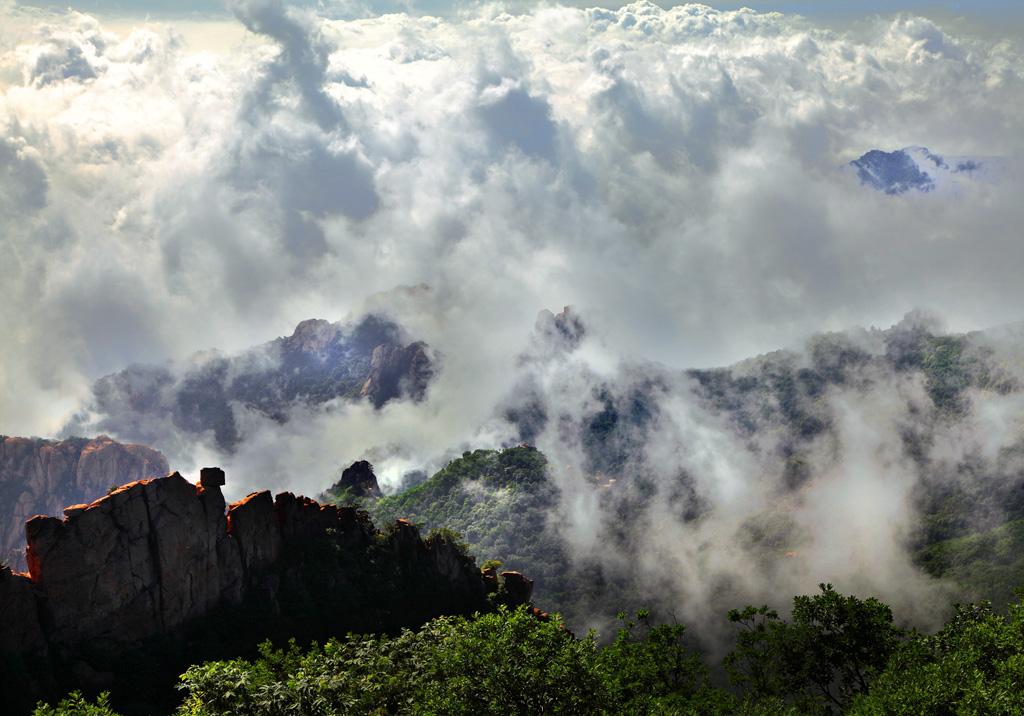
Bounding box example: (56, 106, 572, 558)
(3, 0, 1024, 635)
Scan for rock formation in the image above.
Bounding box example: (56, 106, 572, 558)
(65, 313, 438, 457)
(360, 341, 433, 407)
(1, 467, 535, 711)
(0, 436, 168, 571)
(534, 306, 585, 350)
(326, 460, 382, 498)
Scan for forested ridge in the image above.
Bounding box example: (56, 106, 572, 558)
(34, 585, 1024, 715)
(25, 318, 1024, 714)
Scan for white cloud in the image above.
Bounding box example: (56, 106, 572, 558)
(0, 1, 1018, 405)
(1, 4, 1024, 616)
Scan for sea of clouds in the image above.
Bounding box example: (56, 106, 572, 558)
(2, 0, 1024, 628)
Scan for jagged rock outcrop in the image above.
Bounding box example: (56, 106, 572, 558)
(24, 470, 240, 647)
(360, 341, 433, 407)
(326, 460, 382, 498)
(280, 318, 341, 355)
(500, 570, 535, 604)
(2, 468, 526, 676)
(65, 313, 438, 458)
(0, 436, 168, 571)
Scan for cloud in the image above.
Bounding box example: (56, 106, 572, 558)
(1, 1, 1024, 627)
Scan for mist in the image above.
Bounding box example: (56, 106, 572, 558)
(2, 0, 1024, 629)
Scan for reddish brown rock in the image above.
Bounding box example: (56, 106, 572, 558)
(26, 473, 238, 645)
(4, 468, 529, 669)
(0, 436, 167, 571)
(389, 519, 429, 561)
(500, 571, 534, 605)
(227, 491, 282, 574)
(481, 566, 500, 594)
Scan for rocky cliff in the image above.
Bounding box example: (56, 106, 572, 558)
(0, 468, 530, 713)
(360, 341, 433, 407)
(0, 436, 168, 570)
(63, 313, 437, 456)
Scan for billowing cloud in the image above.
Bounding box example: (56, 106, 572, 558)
(1, 0, 1024, 627)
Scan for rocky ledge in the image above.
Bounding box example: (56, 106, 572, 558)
(0, 468, 535, 709)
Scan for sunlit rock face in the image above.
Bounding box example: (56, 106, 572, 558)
(843, 146, 1009, 196)
(25, 470, 241, 645)
(0, 436, 168, 571)
(3, 467, 524, 665)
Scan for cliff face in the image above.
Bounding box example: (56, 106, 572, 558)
(360, 341, 433, 407)
(64, 313, 437, 457)
(2, 467, 520, 708)
(0, 436, 168, 570)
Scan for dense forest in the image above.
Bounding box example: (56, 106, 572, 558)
(24, 315, 1024, 714)
(325, 444, 1024, 629)
(33, 585, 1024, 715)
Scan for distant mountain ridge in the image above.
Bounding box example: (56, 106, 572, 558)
(0, 435, 167, 570)
(842, 146, 1009, 195)
(63, 313, 435, 456)
(411, 311, 1024, 628)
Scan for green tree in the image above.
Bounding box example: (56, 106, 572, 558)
(176, 606, 618, 716)
(599, 610, 735, 715)
(725, 584, 904, 713)
(31, 692, 122, 716)
(418, 606, 614, 715)
(849, 595, 1024, 716)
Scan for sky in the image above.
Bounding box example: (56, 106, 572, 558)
(2, 0, 1024, 447)
(3, 0, 1024, 631)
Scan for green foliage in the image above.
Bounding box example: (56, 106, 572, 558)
(176, 607, 618, 716)
(915, 518, 1024, 611)
(426, 527, 470, 556)
(738, 510, 807, 556)
(725, 585, 904, 713)
(598, 610, 732, 714)
(362, 447, 580, 615)
(31, 692, 121, 716)
(36, 585, 1024, 716)
(848, 596, 1024, 715)
(918, 335, 1019, 417)
(418, 607, 612, 716)
(320, 485, 365, 509)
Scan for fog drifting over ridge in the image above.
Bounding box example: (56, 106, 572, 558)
(3, 0, 1024, 635)
(2, 1, 1023, 479)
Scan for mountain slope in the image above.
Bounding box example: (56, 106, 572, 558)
(63, 312, 434, 456)
(351, 313, 1024, 632)
(0, 435, 167, 570)
(842, 146, 1009, 195)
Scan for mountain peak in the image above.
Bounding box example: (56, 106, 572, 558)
(842, 146, 1007, 195)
